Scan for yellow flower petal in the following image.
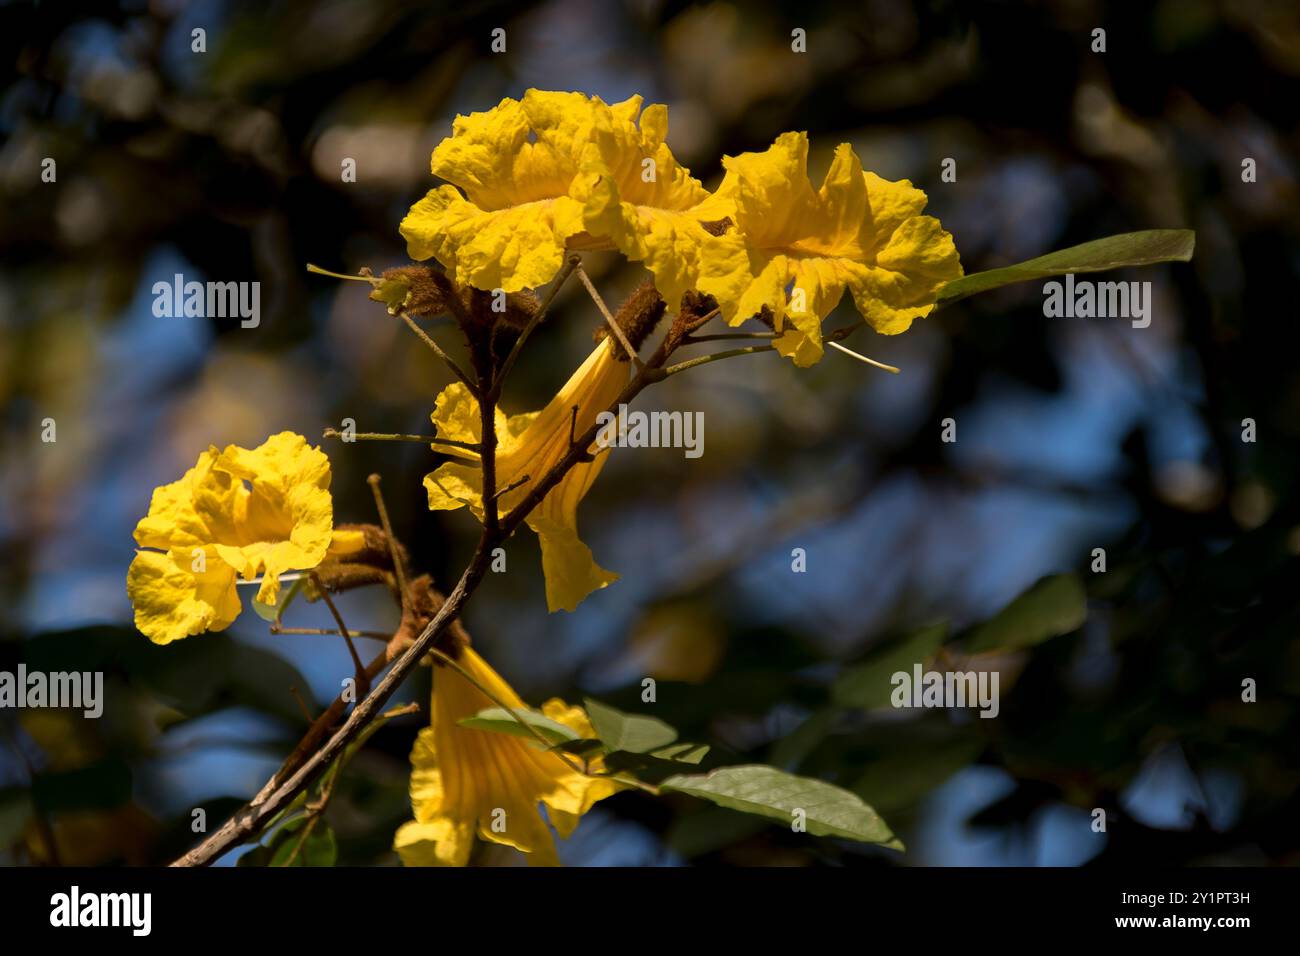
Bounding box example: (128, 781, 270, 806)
(527, 513, 620, 614)
(423, 461, 482, 513)
(401, 185, 587, 293)
(126, 549, 240, 646)
(580, 95, 731, 310)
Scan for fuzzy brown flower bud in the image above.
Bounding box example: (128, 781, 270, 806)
(594, 279, 667, 361)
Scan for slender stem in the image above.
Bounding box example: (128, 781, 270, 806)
(478, 367, 500, 537)
(310, 572, 368, 696)
(491, 473, 530, 502)
(491, 255, 579, 399)
(681, 331, 777, 344)
(399, 311, 478, 395)
(323, 428, 479, 453)
(684, 306, 721, 334)
(575, 264, 644, 369)
(659, 344, 775, 379)
(271, 626, 390, 641)
(289, 686, 315, 724)
(170, 542, 490, 867)
(827, 340, 900, 374)
(367, 474, 410, 605)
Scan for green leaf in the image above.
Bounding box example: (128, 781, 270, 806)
(251, 576, 305, 623)
(650, 742, 709, 765)
(937, 229, 1195, 305)
(458, 706, 580, 745)
(964, 573, 1087, 653)
(239, 816, 337, 867)
(584, 697, 678, 754)
(661, 765, 901, 849)
(832, 623, 948, 709)
(603, 741, 711, 780)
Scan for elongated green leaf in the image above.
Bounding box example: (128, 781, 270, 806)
(964, 573, 1087, 653)
(937, 229, 1195, 304)
(661, 765, 902, 849)
(584, 697, 678, 753)
(832, 623, 948, 709)
(458, 706, 579, 745)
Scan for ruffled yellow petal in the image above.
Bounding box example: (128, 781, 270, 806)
(423, 461, 483, 513)
(581, 96, 731, 310)
(401, 90, 609, 291)
(429, 382, 505, 459)
(126, 549, 240, 645)
(401, 185, 587, 293)
(699, 132, 962, 365)
(395, 648, 619, 866)
(132, 448, 241, 552)
(210, 432, 335, 606)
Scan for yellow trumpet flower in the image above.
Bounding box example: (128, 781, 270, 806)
(424, 337, 629, 612)
(393, 647, 621, 866)
(126, 432, 364, 644)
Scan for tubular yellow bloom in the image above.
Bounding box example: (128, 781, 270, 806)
(400, 89, 728, 306)
(393, 647, 621, 867)
(424, 338, 627, 612)
(126, 432, 364, 645)
(698, 132, 963, 366)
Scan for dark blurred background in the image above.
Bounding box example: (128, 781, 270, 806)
(2, 0, 1299, 866)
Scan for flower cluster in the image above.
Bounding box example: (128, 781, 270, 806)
(127, 89, 991, 869)
(401, 89, 962, 366)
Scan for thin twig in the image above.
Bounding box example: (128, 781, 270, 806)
(367, 474, 410, 606)
(491, 255, 580, 398)
(288, 687, 315, 725)
(270, 625, 390, 640)
(684, 306, 721, 334)
(399, 311, 478, 395)
(659, 344, 776, 379)
(491, 473, 530, 502)
(323, 427, 478, 453)
(681, 331, 777, 344)
(310, 572, 369, 698)
(575, 264, 644, 370)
